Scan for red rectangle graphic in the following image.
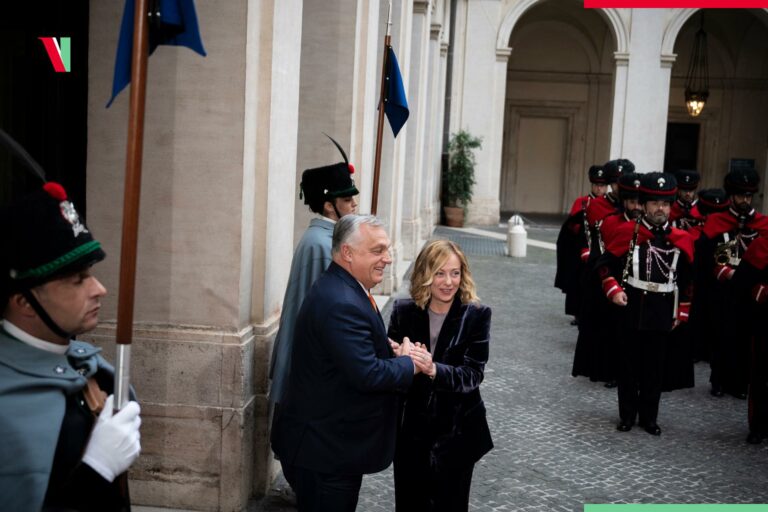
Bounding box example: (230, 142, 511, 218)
(585, 0, 768, 7)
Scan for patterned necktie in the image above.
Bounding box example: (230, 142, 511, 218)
(367, 291, 378, 312)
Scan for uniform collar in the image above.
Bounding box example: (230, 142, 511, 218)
(641, 218, 669, 234)
(0, 326, 100, 381)
(2, 320, 69, 355)
(728, 206, 755, 221)
(316, 214, 336, 224)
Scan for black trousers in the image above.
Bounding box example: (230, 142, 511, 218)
(618, 328, 667, 425)
(749, 335, 768, 436)
(393, 443, 475, 512)
(282, 461, 362, 512)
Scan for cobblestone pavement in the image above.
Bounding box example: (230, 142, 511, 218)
(256, 222, 768, 512)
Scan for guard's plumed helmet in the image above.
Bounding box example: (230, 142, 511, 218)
(588, 165, 607, 184)
(602, 159, 635, 184)
(697, 188, 730, 215)
(723, 167, 759, 196)
(300, 135, 359, 214)
(673, 169, 700, 191)
(616, 172, 642, 201)
(639, 172, 677, 204)
(1, 182, 105, 300)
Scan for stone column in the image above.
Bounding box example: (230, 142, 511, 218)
(85, 0, 302, 509)
(614, 10, 671, 171)
(433, 40, 450, 225)
(450, 0, 503, 225)
(420, 17, 444, 238)
(401, 0, 431, 260)
(608, 52, 629, 161)
(350, 0, 383, 212)
(250, 0, 304, 498)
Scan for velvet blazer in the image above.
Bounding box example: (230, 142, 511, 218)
(388, 296, 493, 471)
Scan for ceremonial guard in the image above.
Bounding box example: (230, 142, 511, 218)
(600, 172, 643, 236)
(571, 159, 632, 385)
(659, 169, 702, 391)
(597, 172, 695, 435)
(688, 188, 729, 237)
(555, 164, 608, 321)
(0, 182, 141, 511)
(582, 159, 634, 263)
(695, 168, 768, 398)
(732, 236, 768, 444)
(269, 136, 359, 406)
(686, 188, 730, 362)
(670, 169, 704, 231)
(573, 172, 642, 387)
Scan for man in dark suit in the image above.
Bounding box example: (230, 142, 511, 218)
(271, 214, 419, 511)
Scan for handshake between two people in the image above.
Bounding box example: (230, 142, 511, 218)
(389, 337, 437, 378)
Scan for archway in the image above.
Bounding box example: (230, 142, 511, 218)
(665, 8, 768, 211)
(496, 0, 623, 215)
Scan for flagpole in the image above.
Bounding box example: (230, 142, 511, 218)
(115, 0, 150, 411)
(371, 1, 392, 216)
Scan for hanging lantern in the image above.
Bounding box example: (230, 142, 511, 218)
(684, 14, 709, 117)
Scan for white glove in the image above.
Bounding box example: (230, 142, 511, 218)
(82, 394, 142, 482)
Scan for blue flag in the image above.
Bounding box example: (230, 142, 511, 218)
(107, 0, 207, 107)
(384, 46, 409, 137)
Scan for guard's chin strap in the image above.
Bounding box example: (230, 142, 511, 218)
(21, 289, 72, 340)
(327, 197, 342, 220)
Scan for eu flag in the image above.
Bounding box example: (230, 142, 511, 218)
(107, 0, 207, 107)
(384, 46, 409, 137)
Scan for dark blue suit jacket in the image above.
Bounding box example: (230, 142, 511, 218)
(271, 261, 414, 475)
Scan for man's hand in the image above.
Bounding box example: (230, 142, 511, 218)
(602, 277, 626, 306)
(611, 291, 628, 306)
(82, 395, 142, 482)
(389, 336, 414, 357)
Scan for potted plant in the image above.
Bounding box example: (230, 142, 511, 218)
(442, 129, 482, 227)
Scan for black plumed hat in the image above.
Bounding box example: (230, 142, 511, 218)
(639, 172, 677, 203)
(724, 167, 759, 195)
(603, 159, 635, 184)
(1, 182, 105, 296)
(300, 135, 359, 213)
(697, 188, 730, 215)
(673, 169, 700, 191)
(617, 172, 642, 201)
(588, 165, 606, 184)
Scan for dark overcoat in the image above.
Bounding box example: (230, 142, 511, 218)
(387, 297, 493, 473)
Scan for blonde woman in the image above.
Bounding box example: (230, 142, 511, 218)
(388, 239, 493, 511)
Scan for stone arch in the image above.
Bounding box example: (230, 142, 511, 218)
(496, 0, 628, 55)
(661, 8, 698, 57)
(511, 19, 602, 73)
(662, 8, 768, 57)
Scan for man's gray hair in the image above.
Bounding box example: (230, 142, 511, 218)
(332, 215, 385, 254)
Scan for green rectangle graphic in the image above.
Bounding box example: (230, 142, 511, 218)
(585, 506, 768, 512)
(59, 37, 70, 72)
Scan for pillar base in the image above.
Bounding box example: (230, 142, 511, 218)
(84, 319, 278, 511)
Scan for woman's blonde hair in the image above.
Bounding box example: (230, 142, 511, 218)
(410, 239, 479, 309)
